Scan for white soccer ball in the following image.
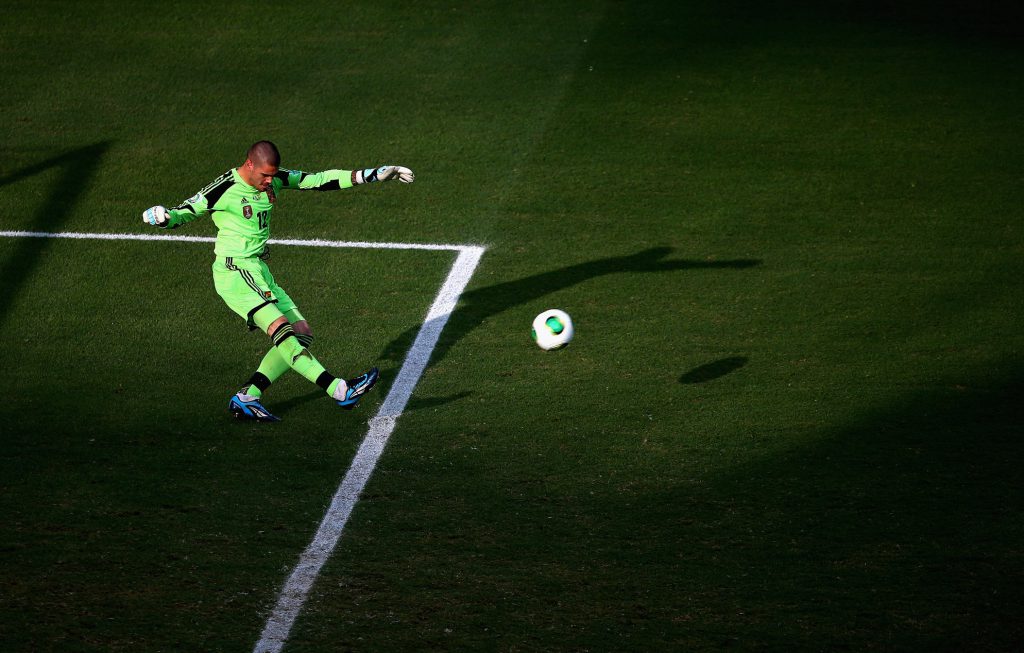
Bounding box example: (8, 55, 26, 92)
(532, 309, 574, 350)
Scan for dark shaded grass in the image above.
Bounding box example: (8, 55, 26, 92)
(0, 241, 450, 651)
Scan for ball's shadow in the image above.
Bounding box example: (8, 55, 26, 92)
(679, 356, 749, 384)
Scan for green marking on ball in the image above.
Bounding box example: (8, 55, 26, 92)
(545, 316, 564, 334)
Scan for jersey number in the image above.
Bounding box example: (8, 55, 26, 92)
(257, 210, 269, 229)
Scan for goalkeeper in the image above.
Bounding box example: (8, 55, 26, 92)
(143, 140, 414, 422)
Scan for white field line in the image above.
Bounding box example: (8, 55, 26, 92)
(0, 229, 476, 253)
(0, 229, 485, 652)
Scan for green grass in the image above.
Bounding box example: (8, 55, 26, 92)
(2, 1, 1023, 651)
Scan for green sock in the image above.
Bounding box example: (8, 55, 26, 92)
(246, 332, 318, 398)
(272, 325, 337, 395)
(245, 348, 290, 398)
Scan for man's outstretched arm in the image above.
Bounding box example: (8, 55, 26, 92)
(276, 165, 414, 191)
(143, 169, 234, 229)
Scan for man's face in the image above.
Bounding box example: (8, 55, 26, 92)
(243, 159, 278, 191)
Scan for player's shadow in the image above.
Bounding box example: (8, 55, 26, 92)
(679, 356, 749, 384)
(269, 386, 474, 417)
(380, 247, 760, 369)
(271, 390, 324, 415)
(0, 142, 112, 328)
(405, 391, 474, 412)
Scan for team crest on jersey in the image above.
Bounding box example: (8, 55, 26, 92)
(243, 204, 253, 219)
(267, 187, 276, 203)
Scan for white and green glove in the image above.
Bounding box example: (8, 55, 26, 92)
(354, 165, 414, 184)
(142, 205, 169, 228)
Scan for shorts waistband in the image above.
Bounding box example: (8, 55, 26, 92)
(218, 254, 263, 265)
(218, 245, 270, 265)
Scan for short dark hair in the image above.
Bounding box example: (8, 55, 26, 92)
(247, 140, 280, 166)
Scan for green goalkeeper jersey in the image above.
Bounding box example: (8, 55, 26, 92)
(165, 167, 354, 258)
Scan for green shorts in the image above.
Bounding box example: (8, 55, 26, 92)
(212, 256, 303, 332)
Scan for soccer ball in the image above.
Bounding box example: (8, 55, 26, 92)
(532, 309, 574, 350)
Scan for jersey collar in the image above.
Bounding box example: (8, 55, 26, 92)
(233, 167, 260, 191)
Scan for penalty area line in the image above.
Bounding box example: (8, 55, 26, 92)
(0, 229, 485, 653)
(0, 229, 479, 253)
(254, 243, 484, 653)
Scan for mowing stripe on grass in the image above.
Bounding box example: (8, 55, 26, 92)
(0, 229, 485, 652)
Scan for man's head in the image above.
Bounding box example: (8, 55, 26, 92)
(240, 140, 280, 191)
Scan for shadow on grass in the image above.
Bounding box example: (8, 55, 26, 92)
(0, 142, 112, 328)
(405, 391, 474, 412)
(272, 390, 324, 416)
(268, 385, 473, 417)
(615, 0, 1024, 53)
(679, 356, 748, 384)
(590, 369, 1024, 649)
(799, 0, 1024, 41)
(380, 247, 760, 368)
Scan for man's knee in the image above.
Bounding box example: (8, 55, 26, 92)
(267, 316, 314, 357)
(266, 316, 290, 338)
(269, 321, 305, 364)
(292, 320, 314, 348)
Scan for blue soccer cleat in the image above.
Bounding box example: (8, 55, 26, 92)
(229, 393, 281, 422)
(336, 367, 380, 410)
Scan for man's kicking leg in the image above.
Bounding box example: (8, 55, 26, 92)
(229, 308, 379, 422)
(237, 311, 313, 402)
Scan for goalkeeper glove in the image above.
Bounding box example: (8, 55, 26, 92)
(142, 205, 169, 228)
(354, 165, 414, 184)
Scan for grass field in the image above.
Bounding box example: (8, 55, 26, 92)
(2, 1, 1023, 651)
